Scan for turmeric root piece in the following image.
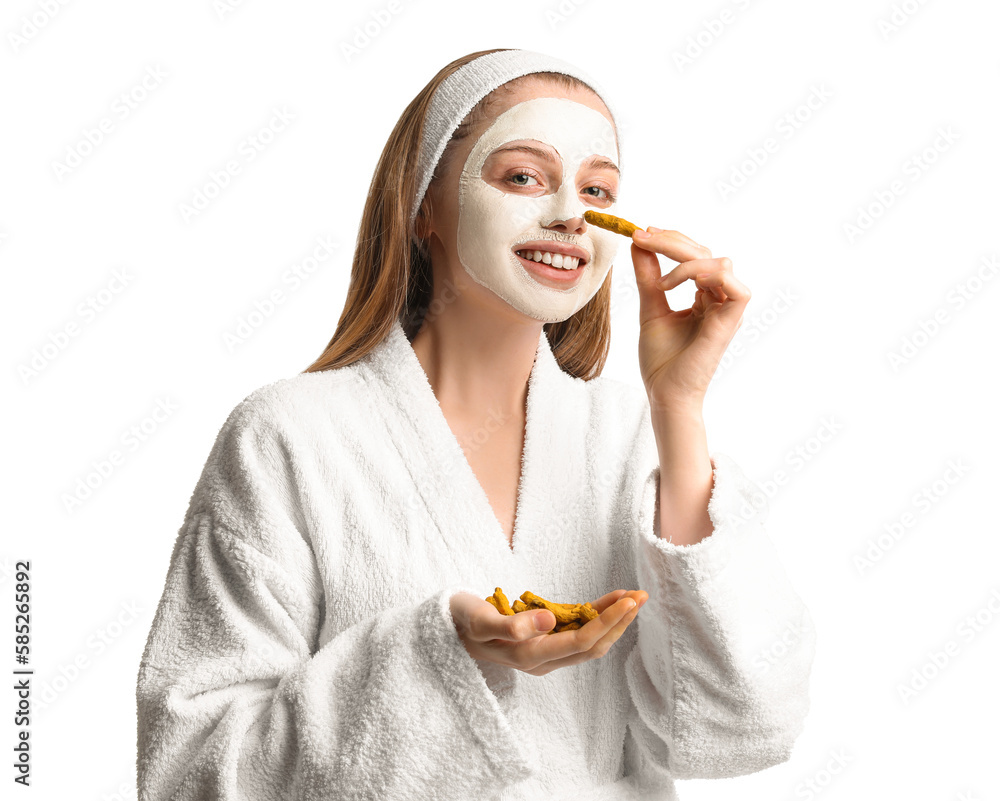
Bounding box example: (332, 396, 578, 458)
(583, 209, 641, 238)
(511, 599, 528, 613)
(486, 587, 515, 615)
(520, 591, 581, 625)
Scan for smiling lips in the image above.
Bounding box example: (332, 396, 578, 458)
(513, 242, 589, 271)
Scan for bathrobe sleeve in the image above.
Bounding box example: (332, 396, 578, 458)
(623, 451, 817, 782)
(135, 394, 533, 801)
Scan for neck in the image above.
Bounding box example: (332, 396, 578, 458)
(409, 308, 541, 428)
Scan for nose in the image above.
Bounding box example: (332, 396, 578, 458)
(541, 181, 588, 235)
(543, 213, 586, 236)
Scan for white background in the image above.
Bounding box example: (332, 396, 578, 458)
(3, 0, 999, 798)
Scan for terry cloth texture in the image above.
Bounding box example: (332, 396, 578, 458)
(135, 317, 816, 801)
(410, 48, 624, 243)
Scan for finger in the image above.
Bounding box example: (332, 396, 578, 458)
(633, 228, 712, 263)
(592, 595, 643, 644)
(525, 597, 643, 673)
(627, 590, 649, 608)
(469, 605, 555, 645)
(591, 589, 629, 614)
(696, 270, 752, 326)
(557, 595, 638, 654)
(630, 242, 673, 323)
(647, 227, 705, 251)
(512, 594, 636, 663)
(657, 257, 731, 293)
(697, 273, 726, 303)
(692, 266, 750, 301)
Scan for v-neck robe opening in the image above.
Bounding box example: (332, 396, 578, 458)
(364, 317, 556, 562)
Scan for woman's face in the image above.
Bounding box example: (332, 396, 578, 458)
(422, 78, 622, 324)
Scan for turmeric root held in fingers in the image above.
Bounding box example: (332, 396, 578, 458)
(583, 209, 641, 238)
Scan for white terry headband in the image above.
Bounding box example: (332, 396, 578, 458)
(409, 48, 623, 245)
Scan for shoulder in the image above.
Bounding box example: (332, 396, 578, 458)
(219, 360, 372, 442)
(186, 361, 372, 522)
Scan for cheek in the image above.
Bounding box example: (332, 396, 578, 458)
(460, 181, 536, 244)
(590, 229, 621, 273)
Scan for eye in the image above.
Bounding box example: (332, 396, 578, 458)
(505, 172, 540, 188)
(583, 184, 617, 204)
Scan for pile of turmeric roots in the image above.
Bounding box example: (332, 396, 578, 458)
(485, 587, 599, 633)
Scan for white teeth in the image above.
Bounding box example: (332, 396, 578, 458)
(515, 249, 582, 270)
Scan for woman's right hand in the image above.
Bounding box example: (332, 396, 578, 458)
(450, 589, 648, 677)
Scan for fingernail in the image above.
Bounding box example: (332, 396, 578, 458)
(624, 600, 636, 611)
(633, 230, 652, 239)
(648, 226, 664, 233)
(535, 612, 553, 631)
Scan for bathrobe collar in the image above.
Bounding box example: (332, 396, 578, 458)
(360, 316, 576, 567)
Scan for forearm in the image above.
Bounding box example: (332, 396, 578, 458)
(650, 403, 714, 546)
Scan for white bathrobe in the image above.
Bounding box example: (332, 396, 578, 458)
(135, 317, 816, 801)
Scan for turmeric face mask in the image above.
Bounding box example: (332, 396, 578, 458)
(456, 97, 622, 323)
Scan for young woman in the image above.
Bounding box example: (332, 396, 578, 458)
(136, 48, 815, 801)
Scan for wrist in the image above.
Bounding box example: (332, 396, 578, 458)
(647, 393, 705, 421)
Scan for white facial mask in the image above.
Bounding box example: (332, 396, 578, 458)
(456, 97, 622, 323)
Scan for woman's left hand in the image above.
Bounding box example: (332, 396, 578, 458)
(629, 227, 751, 412)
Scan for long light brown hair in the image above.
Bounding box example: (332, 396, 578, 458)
(302, 48, 618, 380)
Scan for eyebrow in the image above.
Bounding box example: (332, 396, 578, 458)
(489, 144, 620, 176)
